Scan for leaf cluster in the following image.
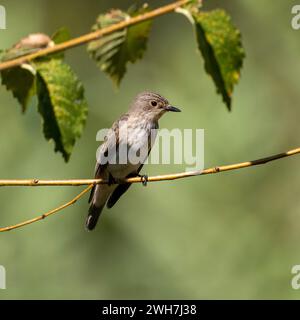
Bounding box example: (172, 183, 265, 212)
(0, 2, 245, 161)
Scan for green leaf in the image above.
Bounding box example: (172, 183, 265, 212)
(1, 64, 36, 112)
(87, 4, 152, 86)
(51, 27, 71, 44)
(0, 47, 38, 61)
(180, 8, 245, 110)
(35, 59, 88, 161)
(50, 27, 71, 59)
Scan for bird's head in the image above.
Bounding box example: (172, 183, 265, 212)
(130, 91, 181, 121)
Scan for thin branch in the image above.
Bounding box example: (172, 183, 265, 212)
(0, 0, 189, 71)
(0, 146, 299, 232)
(0, 185, 93, 232)
(0, 147, 299, 187)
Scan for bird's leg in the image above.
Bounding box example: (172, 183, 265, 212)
(137, 174, 148, 187)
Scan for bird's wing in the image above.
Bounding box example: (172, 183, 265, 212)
(106, 167, 143, 209)
(88, 114, 129, 203)
(106, 121, 158, 209)
(88, 141, 110, 203)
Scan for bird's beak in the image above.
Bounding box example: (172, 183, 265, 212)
(164, 105, 181, 112)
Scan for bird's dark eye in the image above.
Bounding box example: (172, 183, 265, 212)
(151, 101, 157, 107)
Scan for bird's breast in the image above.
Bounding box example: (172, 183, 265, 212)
(107, 119, 157, 178)
(119, 119, 157, 148)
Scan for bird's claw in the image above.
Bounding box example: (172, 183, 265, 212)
(140, 174, 148, 187)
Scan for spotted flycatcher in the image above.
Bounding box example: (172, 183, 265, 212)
(86, 91, 181, 230)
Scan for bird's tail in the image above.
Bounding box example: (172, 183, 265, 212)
(85, 203, 105, 231)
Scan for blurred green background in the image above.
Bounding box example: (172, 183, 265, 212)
(0, 0, 300, 299)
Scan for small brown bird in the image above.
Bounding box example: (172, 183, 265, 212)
(86, 91, 181, 230)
